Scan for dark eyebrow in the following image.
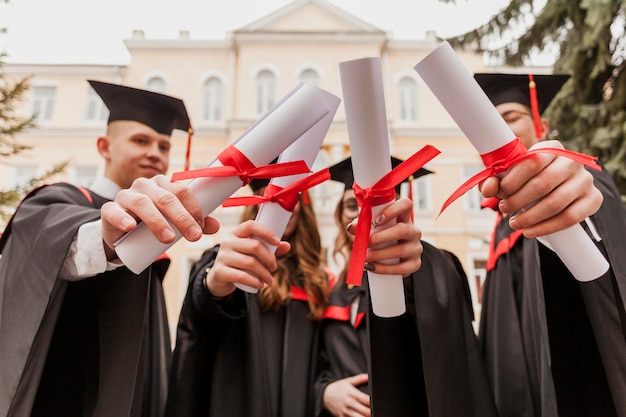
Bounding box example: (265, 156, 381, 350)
(500, 109, 530, 118)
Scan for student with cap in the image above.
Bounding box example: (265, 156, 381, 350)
(313, 156, 497, 417)
(0, 80, 219, 417)
(475, 73, 626, 417)
(165, 175, 332, 417)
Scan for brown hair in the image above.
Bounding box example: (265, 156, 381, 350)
(239, 191, 329, 320)
(332, 196, 353, 284)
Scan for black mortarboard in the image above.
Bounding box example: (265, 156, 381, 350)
(328, 156, 432, 193)
(248, 158, 278, 193)
(473, 73, 570, 115)
(88, 79, 191, 136)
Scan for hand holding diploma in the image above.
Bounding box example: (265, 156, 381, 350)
(414, 41, 609, 282)
(203, 221, 291, 298)
(101, 174, 221, 260)
(339, 56, 440, 317)
(222, 88, 340, 292)
(114, 83, 339, 274)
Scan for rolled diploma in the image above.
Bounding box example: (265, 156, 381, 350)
(414, 41, 609, 282)
(236, 88, 341, 293)
(115, 83, 334, 274)
(339, 57, 406, 318)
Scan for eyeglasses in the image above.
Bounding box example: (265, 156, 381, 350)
(501, 110, 531, 125)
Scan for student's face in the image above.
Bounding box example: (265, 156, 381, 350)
(496, 102, 548, 150)
(339, 189, 359, 242)
(100, 120, 171, 189)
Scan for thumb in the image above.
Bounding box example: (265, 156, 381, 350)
(349, 373, 369, 386)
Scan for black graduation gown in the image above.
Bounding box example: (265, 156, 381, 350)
(313, 281, 368, 417)
(479, 167, 626, 417)
(165, 246, 324, 417)
(0, 183, 171, 417)
(314, 243, 498, 417)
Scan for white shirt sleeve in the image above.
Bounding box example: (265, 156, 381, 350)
(59, 219, 123, 281)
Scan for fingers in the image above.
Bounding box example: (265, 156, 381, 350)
(510, 175, 603, 237)
(365, 238, 423, 276)
(275, 241, 292, 257)
(323, 376, 371, 417)
(126, 175, 204, 241)
(497, 153, 561, 214)
(100, 175, 219, 260)
(365, 198, 423, 276)
(494, 141, 603, 237)
(202, 215, 221, 235)
(206, 221, 283, 295)
(101, 201, 138, 251)
(371, 198, 413, 227)
(479, 177, 501, 199)
(483, 140, 563, 204)
(349, 373, 369, 387)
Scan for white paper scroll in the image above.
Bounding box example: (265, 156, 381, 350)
(115, 83, 338, 275)
(235, 88, 341, 293)
(339, 57, 406, 318)
(414, 41, 609, 282)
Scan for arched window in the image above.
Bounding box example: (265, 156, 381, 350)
(256, 70, 276, 115)
(146, 77, 166, 93)
(202, 77, 223, 122)
(398, 77, 418, 122)
(299, 68, 320, 87)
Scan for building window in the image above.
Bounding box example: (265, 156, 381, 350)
(202, 77, 223, 122)
(73, 166, 98, 188)
(85, 87, 109, 122)
(11, 165, 38, 187)
(472, 258, 487, 304)
(398, 77, 418, 122)
(299, 68, 319, 87)
(462, 164, 484, 212)
(256, 70, 276, 115)
(146, 77, 166, 93)
(411, 176, 432, 212)
(31, 86, 56, 122)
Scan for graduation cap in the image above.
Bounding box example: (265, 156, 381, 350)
(88, 80, 190, 135)
(474, 73, 570, 137)
(88, 80, 194, 170)
(248, 158, 278, 193)
(328, 156, 433, 194)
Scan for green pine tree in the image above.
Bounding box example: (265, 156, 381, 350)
(444, 0, 626, 201)
(0, 54, 68, 223)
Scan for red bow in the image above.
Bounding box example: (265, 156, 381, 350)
(222, 168, 330, 212)
(439, 138, 601, 216)
(347, 145, 441, 286)
(171, 145, 310, 185)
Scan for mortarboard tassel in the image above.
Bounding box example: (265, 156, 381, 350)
(528, 74, 542, 138)
(184, 123, 193, 171)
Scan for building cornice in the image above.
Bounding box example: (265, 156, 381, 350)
(124, 38, 232, 51)
(233, 32, 387, 44)
(5, 63, 125, 76)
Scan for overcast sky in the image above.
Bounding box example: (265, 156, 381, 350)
(0, 0, 527, 64)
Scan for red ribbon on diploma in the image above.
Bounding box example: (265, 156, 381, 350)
(171, 145, 311, 185)
(347, 145, 441, 286)
(439, 138, 602, 216)
(222, 168, 330, 212)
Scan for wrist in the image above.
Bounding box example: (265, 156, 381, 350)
(204, 267, 231, 300)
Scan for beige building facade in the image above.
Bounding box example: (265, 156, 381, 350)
(3, 0, 500, 334)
